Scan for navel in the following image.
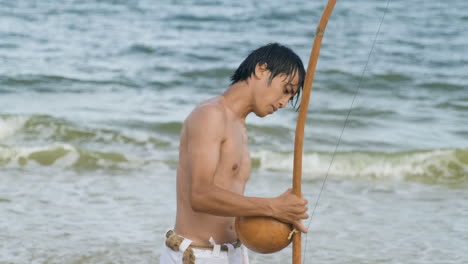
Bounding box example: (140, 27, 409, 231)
(232, 163, 238, 171)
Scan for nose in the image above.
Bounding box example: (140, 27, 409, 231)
(279, 96, 289, 108)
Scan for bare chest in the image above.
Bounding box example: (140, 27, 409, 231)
(215, 125, 250, 189)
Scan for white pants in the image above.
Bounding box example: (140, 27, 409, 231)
(160, 244, 249, 264)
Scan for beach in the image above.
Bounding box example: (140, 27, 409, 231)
(0, 0, 467, 263)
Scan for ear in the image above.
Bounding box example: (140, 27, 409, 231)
(253, 63, 269, 79)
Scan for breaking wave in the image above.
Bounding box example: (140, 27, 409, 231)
(251, 148, 468, 185)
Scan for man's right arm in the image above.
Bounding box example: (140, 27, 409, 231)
(186, 105, 308, 232)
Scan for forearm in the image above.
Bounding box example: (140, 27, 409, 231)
(190, 184, 273, 217)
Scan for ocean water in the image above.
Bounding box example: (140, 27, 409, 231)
(0, 0, 467, 263)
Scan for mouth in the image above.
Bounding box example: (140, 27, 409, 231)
(272, 105, 278, 112)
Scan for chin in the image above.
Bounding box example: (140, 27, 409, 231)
(253, 110, 268, 118)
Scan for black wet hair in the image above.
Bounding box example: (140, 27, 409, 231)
(230, 43, 305, 109)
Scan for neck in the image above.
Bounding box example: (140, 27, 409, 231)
(221, 81, 254, 123)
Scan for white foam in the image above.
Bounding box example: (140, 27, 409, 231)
(0, 143, 80, 168)
(0, 143, 169, 170)
(251, 148, 466, 181)
(0, 115, 29, 140)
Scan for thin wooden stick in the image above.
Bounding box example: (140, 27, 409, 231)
(292, 1, 336, 263)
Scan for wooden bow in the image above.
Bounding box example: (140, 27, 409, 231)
(292, 0, 336, 263)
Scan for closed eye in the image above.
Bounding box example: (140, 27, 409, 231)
(288, 87, 298, 101)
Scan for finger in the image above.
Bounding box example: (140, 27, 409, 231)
(300, 213, 309, 219)
(295, 213, 308, 220)
(295, 221, 308, 233)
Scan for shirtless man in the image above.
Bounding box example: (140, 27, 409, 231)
(161, 43, 309, 264)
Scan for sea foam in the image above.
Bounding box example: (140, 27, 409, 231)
(0, 115, 29, 140)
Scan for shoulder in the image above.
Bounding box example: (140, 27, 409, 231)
(191, 101, 226, 121)
(185, 98, 228, 138)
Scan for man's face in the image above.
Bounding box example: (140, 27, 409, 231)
(254, 70, 300, 117)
